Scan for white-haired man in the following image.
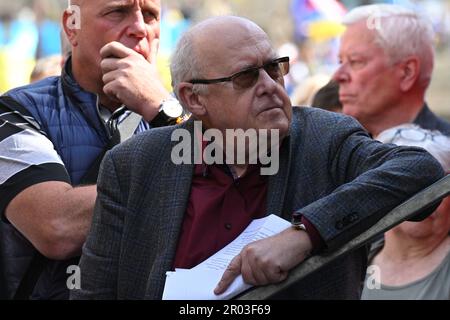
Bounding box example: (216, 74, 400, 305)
(333, 4, 450, 137)
(0, 0, 183, 299)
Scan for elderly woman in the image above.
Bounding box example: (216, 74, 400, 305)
(362, 124, 450, 300)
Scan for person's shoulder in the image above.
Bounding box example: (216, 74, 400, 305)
(4, 76, 61, 105)
(435, 116, 450, 135)
(415, 104, 450, 136)
(110, 120, 192, 159)
(138, 121, 190, 143)
(291, 106, 361, 131)
(293, 105, 348, 120)
(6, 76, 60, 95)
(367, 237, 385, 263)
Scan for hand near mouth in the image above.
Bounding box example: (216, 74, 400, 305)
(99, 39, 171, 122)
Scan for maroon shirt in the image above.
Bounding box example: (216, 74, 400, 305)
(173, 163, 268, 269)
(173, 131, 325, 269)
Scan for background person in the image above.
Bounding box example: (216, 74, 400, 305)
(333, 4, 450, 137)
(362, 124, 450, 300)
(311, 80, 342, 113)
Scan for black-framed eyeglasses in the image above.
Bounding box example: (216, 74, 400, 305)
(189, 57, 290, 90)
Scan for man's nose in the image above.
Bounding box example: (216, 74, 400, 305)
(127, 11, 148, 38)
(332, 64, 350, 83)
(256, 68, 280, 94)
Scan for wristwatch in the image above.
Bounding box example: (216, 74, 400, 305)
(150, 98, 183, 128)
(291, 213, 307, 231)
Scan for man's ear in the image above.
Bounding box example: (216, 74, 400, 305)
(177, 83, 208, 118)
(62, 6, 81, 47)
(398, 56, 420, 92)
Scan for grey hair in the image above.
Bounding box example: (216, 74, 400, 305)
(343, 4, 435, 88)
(377, 124, 450, 172)
(170, 26, 208, 100)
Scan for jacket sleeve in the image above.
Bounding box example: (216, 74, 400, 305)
(70, 151, 125, 300)
(298, 115, 445, 252)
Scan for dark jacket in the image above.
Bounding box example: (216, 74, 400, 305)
(72, 107, 444, 299)
(414, 104, 450, 136)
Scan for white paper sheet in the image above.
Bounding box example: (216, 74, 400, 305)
(162, 214, 290, 300)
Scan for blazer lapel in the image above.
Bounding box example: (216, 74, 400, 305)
(267, 135, 292, 220)
(144, 120, 195, 299)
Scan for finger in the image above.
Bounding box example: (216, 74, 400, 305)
(100, 41, 133, 59)
(264, 265, 288, 284)
(100, 57, 121, 74)
(214, 255, 242, 295)
(149, 38, 159, 64)
(241, 256, 261, 285)
(103, 81, 122, 103)
(102, 70, 120, 86)
(276, 269, 289, 283)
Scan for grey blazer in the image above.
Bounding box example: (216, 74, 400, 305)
(71, 107, 444, 300)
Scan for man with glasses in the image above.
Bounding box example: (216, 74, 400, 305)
(190, 57, 290, 89)
(333, 4, 450, 138)
(72, 16, 444, 300)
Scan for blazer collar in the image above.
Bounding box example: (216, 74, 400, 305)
(144, 119, 196, 298)
(267, 134, 292, 220)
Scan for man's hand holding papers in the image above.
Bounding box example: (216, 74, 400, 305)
(162, 214, 313, 300)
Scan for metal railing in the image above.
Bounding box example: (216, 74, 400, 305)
(238, 174, 450, 300)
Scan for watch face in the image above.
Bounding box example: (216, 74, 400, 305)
(291, 213, 302, 225)
(163, 100, 183, 118)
